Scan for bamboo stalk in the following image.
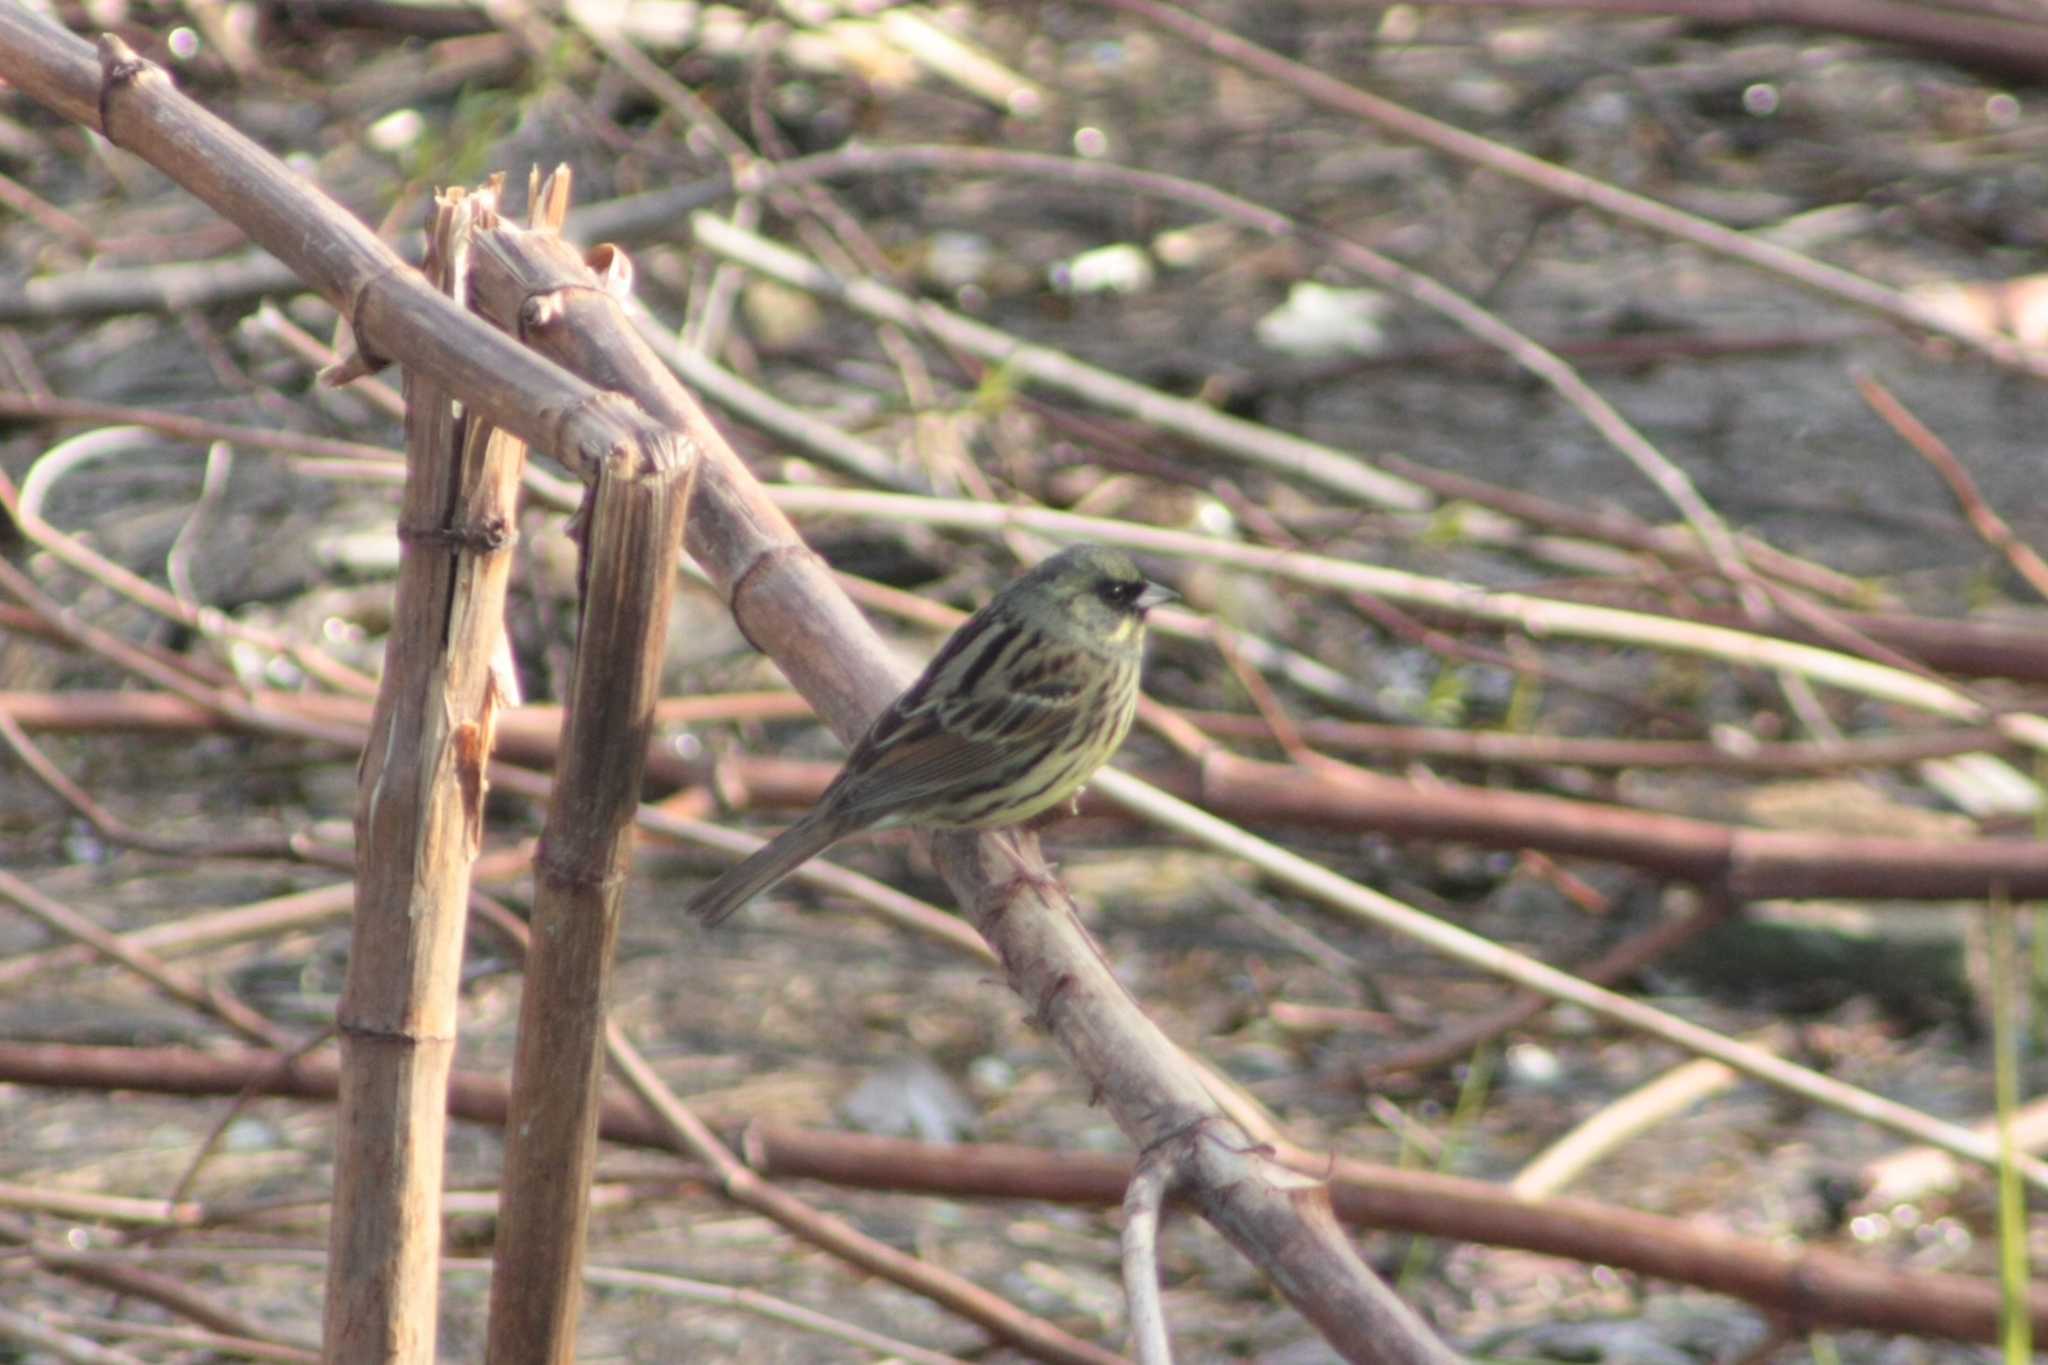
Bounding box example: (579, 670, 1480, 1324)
(322, 186, 531, 1364)
(482, 172, 695, 1363)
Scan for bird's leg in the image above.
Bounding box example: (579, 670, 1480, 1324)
(991, 827, 1063, 898)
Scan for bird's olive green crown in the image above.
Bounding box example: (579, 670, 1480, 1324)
(1003, 545, 1173, 652)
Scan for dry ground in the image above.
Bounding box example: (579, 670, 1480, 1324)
(1, 2, 2045, 1360)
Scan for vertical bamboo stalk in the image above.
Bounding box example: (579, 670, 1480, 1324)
(428, 170, 701, 1361)
(483, 450, 688, 1361)
(323, 187, 527, 1362)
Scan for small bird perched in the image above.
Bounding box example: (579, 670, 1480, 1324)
(688, 544, 1176, 926)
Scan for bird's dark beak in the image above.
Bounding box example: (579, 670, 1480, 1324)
(1135, 580, 1178, 613)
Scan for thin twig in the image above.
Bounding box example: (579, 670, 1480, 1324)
(1096, 0, 2048, 378)
(1121, 1159, 1174, 1365)
(1411, 0, 2048, 80)
(6, 687, 2004, 777)
(0, 868, 294, 1049)
(1856, 371, 2048, 602)
(1089, 767, 2048, 1192)
(759, 485, 2048, 748)
(38, 1316, 316, 1365)
(0, 709, 296, 859)
(572, 1265, 975, 1365)
(0, 1211, 297, 1344)
(601, 1008, 1118, 1365)
(462, 893, 1107, 1365)
(1510, 1036, 1781, 1199)
(0, 1307, 149, 1365)
(1360, 890, 1734, 1079)
(0, 390, 401, 463)
(698, 150, 1837, 603)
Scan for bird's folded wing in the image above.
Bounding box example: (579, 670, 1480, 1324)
(831, 688, 1083, 826)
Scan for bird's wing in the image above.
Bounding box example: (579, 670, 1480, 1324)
(828, 649, 1092, 826)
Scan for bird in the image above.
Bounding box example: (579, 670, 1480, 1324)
(687, 544, 1177, 926)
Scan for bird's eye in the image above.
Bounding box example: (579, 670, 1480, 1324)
(1096, 578, 1143, 608)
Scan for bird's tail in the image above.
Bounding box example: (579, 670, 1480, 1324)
(686, 809, 854, 927)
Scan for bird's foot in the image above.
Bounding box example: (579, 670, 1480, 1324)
(991, 828, 1063, 898)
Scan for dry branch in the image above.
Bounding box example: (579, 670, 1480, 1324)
(0, 685, 2017, 778)
(746, 1126, 2048, 1344)
(0, 12, 669, 484)
(0, 1043, 2037, 1344)
(484, 444, 690, 1361)
(1589, 600, 2048, 685)
(3, 688, 2036, 908)
(704, 751, 2048, 902)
